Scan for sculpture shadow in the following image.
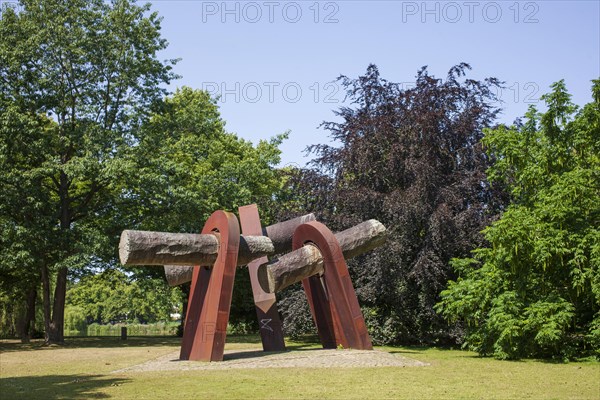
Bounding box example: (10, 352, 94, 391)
(221, 342, 323, 361)
(0, 374, 130, 400)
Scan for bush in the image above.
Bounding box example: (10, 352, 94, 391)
(67, 321, 179, 337)
(278, 288, 317, 339)
(64, 305, 88, 335)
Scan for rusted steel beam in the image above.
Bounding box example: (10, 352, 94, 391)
(258, 220, 386, 293)
(294, 221, 373, 350)
(238, 204, 286, 352)
(179, 211, 240, 362)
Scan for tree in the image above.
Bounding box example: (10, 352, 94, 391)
(0, 0, 176, 343)
(277, 64, 505, 344)
(66, 269, 180, 325)
(0, 109, 56, 340)
(125, 87, 286, 233)
(437, 80, 600, 359)
(121, 87, 286, 330)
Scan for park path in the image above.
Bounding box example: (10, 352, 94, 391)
(112, 348, 429, 372)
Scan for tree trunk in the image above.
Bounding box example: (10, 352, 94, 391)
(47, 267, 68, 343)
(17, 286, 37, 343)
(42, 266, 68, 344)
(41, 264, 52, 342)
(43, 169, 71, 344)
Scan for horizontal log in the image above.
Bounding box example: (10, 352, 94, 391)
(163, 265, 197, 287)
(263, 213, 316, 254)
(119, 230, 273, 267)
(163, 213, 316, 286)
(258, 219, 387, 293)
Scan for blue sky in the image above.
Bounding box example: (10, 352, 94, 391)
(149, 0, 600, 166)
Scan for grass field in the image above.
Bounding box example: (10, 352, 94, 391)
(1, 336, 598, 399)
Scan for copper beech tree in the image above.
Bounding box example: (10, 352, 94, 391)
(277, 64, 507, 344)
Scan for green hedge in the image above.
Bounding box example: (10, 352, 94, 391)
(65, 322, 179, 337)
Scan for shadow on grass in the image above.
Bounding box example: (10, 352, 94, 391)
(0, 334, 275, 353)
(385, 345, 457, 354)
(0, 334, 327, 358)
(222, 349, 286, 360)
(0, 336, 182, 353)
(0, 374, 129, 399)
(222, 334, 262, 344)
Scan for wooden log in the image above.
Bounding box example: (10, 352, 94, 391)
(119, 230, 273, 267)
(258, 219, 386, 293)
(163, 265, 196, 287)
(162, 213, 316, 286)
(263, 213, 316, 254)
(163, 218, 387, 288)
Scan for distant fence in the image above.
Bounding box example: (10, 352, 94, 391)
(65, 322, 179, 337)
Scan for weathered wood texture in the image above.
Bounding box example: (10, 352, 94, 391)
(263, 213, 316, 254)
(258, 219, 386, 293)
(119, 230, 273, 267)
(163, 265, 195, 287)
(258, 245, 324, 293)
(164, 218, 386, 288)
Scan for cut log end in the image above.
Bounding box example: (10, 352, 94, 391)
(119, 230, 132, 265)
(164, 265, 195, 287)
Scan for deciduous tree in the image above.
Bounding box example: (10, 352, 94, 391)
(0, 0, 176, 343)
(438, 80, 600, 359)
(278, 64, 505, 344)
(123, 87, 286, 330)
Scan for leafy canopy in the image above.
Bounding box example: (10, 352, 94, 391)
(120, 87, 286, 329)
(126, 86, 287, 234)
(277, 64, 505, 343)
(66, 269, 180, 325)
(437, 80, 600, 359)
(0, 0, 176, 341)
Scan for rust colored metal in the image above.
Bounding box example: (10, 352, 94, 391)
(180, 210, 240, 362)
(293, 221, 373, 351)
(238, 204, 286, 352)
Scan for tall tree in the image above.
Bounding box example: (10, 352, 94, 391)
(278, 64, 505, 343)
(438, 80, 600, 359)
(125, 87, 286, 233)
(0, 0, 176, 343)
(0, 109, 56, 340)
(122, 87, 286, 329)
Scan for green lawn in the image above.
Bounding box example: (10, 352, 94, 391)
(0, 336, 598, 399)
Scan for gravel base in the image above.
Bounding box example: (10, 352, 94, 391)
(112, 348, 429, 372)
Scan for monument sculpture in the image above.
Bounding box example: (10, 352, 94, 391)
(119, 204, 386, 361)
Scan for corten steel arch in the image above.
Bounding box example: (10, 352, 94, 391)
(293, 221, 373, 350)
(180, 210, 240, 361)
(238, 204, 286, 352)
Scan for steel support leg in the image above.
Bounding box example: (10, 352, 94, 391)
(180, 210, 240, 361)
(294, 221, 373, 350)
